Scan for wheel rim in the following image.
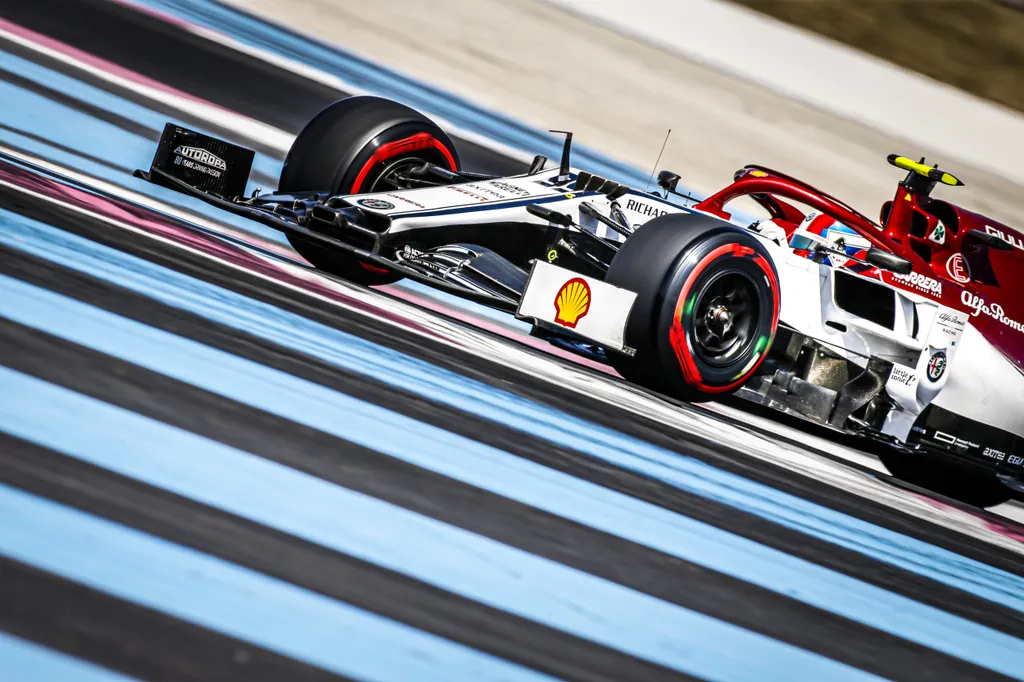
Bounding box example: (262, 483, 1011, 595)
(368, 156, 429, 192)
(690, 269, 760, 367)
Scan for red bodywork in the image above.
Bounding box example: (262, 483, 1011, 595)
(694, 166, 1024, 373)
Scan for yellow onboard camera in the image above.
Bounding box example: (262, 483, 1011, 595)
(887, 154, 964, 187)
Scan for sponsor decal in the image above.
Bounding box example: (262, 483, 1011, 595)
(961, 291, 1024, 333)
(446, 185, 490, 202)
(625, 198, 669, 218)
(400, 245, 444, 273)
(1009, 455, 1024, 466)
(888, 365, 916, 386)
(928, 222, 947, 245)
(173, 145, 226, 171)
(492, 181, 529, 197)
(983, 447, 1007, 462)
(926, 350, 947, 382)
(934, 431, 980, 449)
(386, 193, 425, 209)
(553, 277, 591, 329)
(938, 311, 967, 328)
(891, 271, 942, 297)
(935, 310, 967, 343)
(466, 183, 506, 199)
(358, 198, 395, 210)
(986, 225, 1024, 251)
(945, 253, 971, 284)
(173, 154, 221, 179)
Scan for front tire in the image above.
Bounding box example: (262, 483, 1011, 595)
(279, 96, 461, 286)
(607, 214, 780, 401)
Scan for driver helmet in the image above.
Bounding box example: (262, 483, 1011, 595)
(790, 212, 871, 268)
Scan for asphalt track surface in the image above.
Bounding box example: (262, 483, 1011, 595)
(1, 1, 1023, 681)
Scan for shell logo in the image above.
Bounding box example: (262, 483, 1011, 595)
(554, 277, 592, 328)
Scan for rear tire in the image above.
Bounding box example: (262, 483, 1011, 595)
(279, 96, 460, 286)
(607, 214, 780, 401)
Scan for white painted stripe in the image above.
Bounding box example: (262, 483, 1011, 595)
(3, 155, 1022, 555)
(0, 145, 282, 252)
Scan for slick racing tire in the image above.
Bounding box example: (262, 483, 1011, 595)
(606, 213, 780, 402)
(279, 96, 461, 286)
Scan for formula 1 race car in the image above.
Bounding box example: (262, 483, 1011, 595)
(138, 96, 1024, 506)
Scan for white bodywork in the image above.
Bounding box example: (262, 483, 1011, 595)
(352, 166, 1024, 445)
(751, 231, 1024, 444)
(518, 261, 637, 352)
(932, 326, 1024, 445)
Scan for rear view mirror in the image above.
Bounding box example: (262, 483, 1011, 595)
(657, 170, 681, 193)
(866, 248, 913, 275)
(966, 228, 1014, 251)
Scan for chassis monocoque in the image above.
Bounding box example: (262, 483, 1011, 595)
(139, 96, 1024, 506)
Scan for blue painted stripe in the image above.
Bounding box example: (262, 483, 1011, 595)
(4, 207, 1022, 615)
(0, 632, 139, 682)
(4, 271, 1024, 677)
(0, 48, 279, 181)
(0, 366, 883, 682)
(0, 47, 289, 247)
(0, 482, 557, 682)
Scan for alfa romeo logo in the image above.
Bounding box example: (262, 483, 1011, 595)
(926, 350, 947, 382)
(358, 198, 395, 210)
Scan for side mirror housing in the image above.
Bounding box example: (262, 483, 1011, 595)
(657, 170, 681, 193)
(866, 248, 913, 275)
(966, 228, 1014, 251)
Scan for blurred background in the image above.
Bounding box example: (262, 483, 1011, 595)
(227, 0, 1024, 225)
(735, 0, 1024, 113)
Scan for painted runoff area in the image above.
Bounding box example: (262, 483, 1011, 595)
(2, 358, 907, 682)
(5, 269, 1024, 678)
(0, 46, 289, 241)
(1, 209, 1022, 618)
(0, 632, 140, 682)
(0, 482, 558, 682)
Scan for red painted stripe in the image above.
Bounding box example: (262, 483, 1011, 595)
(0, 16, 220, 110)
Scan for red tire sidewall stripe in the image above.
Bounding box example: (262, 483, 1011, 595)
(349, 132, 457, 193)
(669, 242, 779, 393)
